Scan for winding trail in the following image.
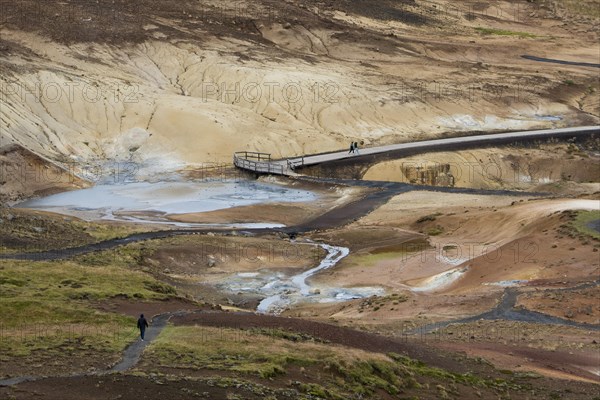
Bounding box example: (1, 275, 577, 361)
(3, 295, 599, 388)
(109, 313, 172, 372)
(2, 247, 599, 387)
(0, 308, 469, 387)
(0, 312, 175, 387)
(521, 55, 600, 68)
(412, 280, 600, 334)
(1, 181, 539, 261)
(1, 153, 597, 386)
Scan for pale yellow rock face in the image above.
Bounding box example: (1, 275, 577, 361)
(1, 0, 598, 178)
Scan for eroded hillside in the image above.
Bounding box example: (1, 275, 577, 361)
(1, 0, 599, 189)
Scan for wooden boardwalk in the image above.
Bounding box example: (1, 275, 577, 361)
(234, 126, 599, 176)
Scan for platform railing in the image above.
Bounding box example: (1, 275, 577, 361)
(233, 151, 272, 162)
(286, 156, 304, 171)
(233, 152, 284, 175)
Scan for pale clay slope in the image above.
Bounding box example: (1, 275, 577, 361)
(3, 35, 389, 173)
(2, 23, 593, 177)
(363, 146, 600, 190)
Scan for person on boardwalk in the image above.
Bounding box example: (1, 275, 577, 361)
(348, 142, 355, 154)
(137, 314, 149, 341)
(354, 141, 360, 155)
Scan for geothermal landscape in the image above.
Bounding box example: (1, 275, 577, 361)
(1, 1, 599, 399)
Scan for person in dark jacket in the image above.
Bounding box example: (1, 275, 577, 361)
(353, 141, 360, 155)
(137, 314, 149, 341)
(348, 142, 355, 154)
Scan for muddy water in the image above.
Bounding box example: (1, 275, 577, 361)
(220, 242, 383, 314)
(14, 179, 384, 308)
(256, 243, 349, 313)
(16, 180, 316, 228)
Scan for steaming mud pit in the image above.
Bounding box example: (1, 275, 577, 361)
(3, 176, 599, 386)
(14, 178, 387, 310)
(220, 242, 384, 314)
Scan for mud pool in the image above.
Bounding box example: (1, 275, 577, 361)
(17, 180, 316, 228)
(217, 242, 384, 314)
(15, 179, 388, 312)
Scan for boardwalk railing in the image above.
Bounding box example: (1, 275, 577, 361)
(234, 152, 272, 162)
(233, 126, 599, 176)
(233, 152, 284, 175)
(287, 156, 304, 171)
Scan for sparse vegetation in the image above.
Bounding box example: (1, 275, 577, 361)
(0, 208, 149, 254)
(144, 326, 413, 397)
(416, 213, 442, 223)
(145, 325, 434, 397)
(426, 226, 445, 236)
(553, 0, 600, 18)
(358, 293, 409, 313)
(389, 353, 524, 392)
(142, 325, 536, 398)
(0, 259, 177, 359)
(557, 210, 600, 242)
(571, 210, 600, 240)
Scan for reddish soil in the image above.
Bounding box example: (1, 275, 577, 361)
(434, 341, 600, 384)
(170, 310, 594, 382)
(0, 145, 89, 205)
(517, 286, 600, 325)
(0, 375, 296, 400)
(2, 309, 599, 400)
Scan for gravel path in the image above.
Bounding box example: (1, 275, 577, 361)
(521, 55, 600, 68)
(0, 313, 175, 387)
(1, 180, 541, 261)
(413, 280, 600, 334)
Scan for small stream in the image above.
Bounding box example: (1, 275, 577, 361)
(256, 243, 348, 313)
(247, 242, 382, 314)
(14, 178, 385, 311)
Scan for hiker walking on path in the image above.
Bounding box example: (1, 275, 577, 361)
(354, 141, 360, 155)
(137, 314, 149, 341)
(348, 142, 355, 154)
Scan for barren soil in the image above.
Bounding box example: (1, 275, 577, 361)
(1, 0, 599, 398)
(2, 0, 600, 202)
